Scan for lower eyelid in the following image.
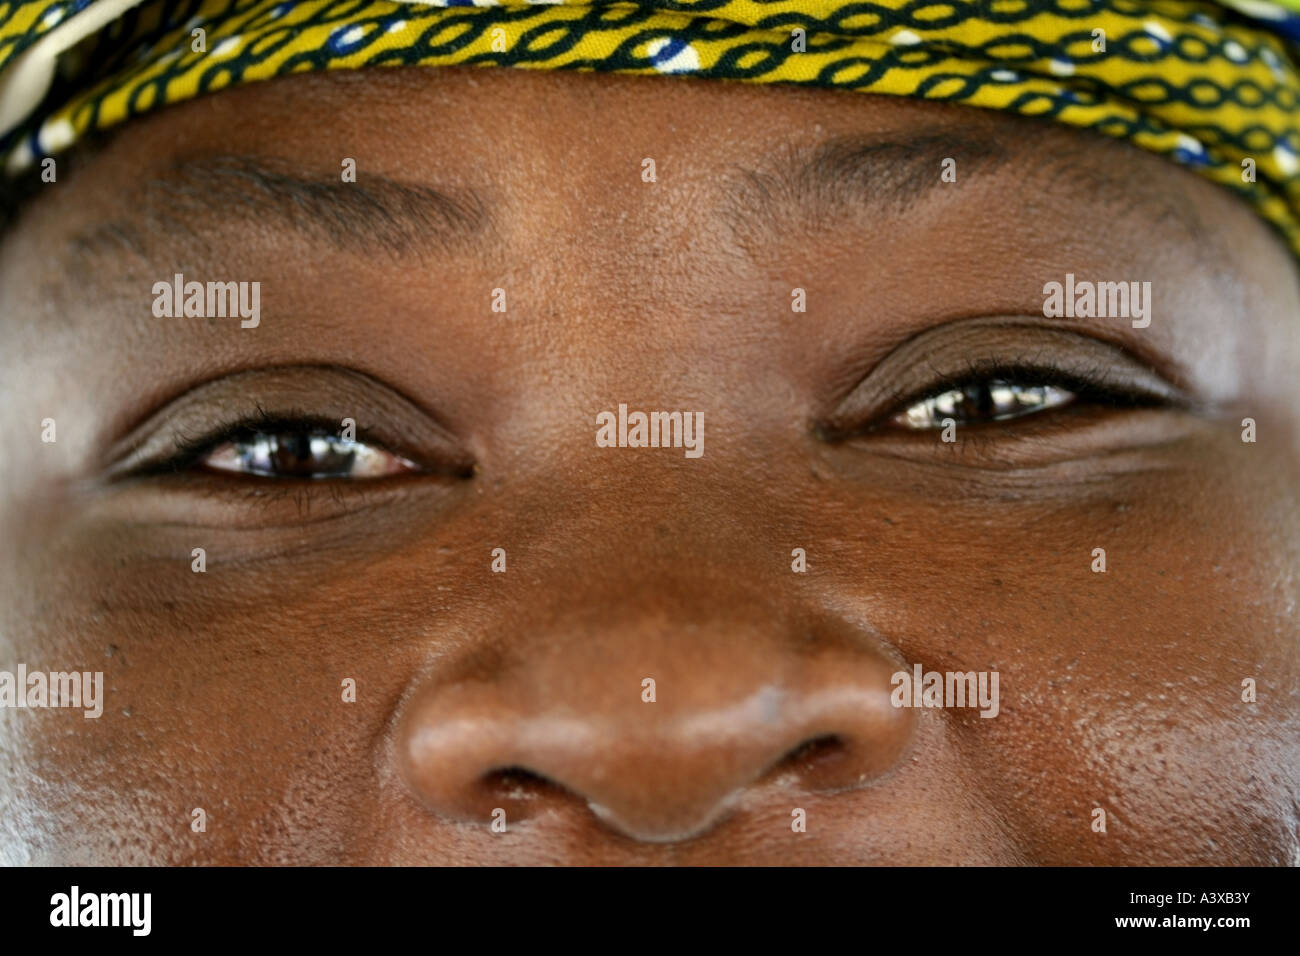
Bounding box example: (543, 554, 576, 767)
(835, 402, 1198, 469)
(96, 466, 467, 531)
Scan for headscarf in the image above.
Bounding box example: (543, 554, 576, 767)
(2, 0, 1299, 254)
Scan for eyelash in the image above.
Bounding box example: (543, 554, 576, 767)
(144, 404, 417, 478)
(878, 358, 1165, 428)
(139, 358, 1165, 481)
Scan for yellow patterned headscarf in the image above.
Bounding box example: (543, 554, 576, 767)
(2, 0, 1299, 254)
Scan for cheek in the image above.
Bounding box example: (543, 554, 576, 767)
(799, 419, 1298, 864)
(0, 506, 420, 864)
(916, 445, 1295, 864)
(2, 406, 1295, 864)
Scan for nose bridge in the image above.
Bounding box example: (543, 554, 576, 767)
(512, 448, 779, 597)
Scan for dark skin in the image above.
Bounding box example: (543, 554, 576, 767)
(0, 65, 1296, 864)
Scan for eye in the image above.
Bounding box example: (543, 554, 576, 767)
(816, 323, 1192, 458)
(891, 380, 1076, 429)
(200, 428, 418, 479)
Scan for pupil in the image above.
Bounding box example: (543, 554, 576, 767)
(249, 432, 357, 477)
(273, 433, 314, 472)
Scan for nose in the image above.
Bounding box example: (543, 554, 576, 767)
(396, 620, 914, 843)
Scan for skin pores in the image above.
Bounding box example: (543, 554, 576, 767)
(0, 67, 1297, 864)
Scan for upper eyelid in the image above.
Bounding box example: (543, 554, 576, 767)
(843, 363, 1173, 439)
(102, 366, 475, 481)
(818, 318, 1193, 436)
(122, 410, 421, 479)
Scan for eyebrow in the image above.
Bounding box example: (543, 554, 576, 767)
(67, 153, 491, 263)
(726, 132, 1005, 222)
(722, 128, 1211, 249)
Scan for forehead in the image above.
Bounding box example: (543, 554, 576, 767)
(8, 63, 1265, 321)
(11, 63, 1234, 247)
(2, 63, 1295, 407)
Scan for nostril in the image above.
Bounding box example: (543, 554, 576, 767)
(481, 766, 572, 804)
(398, 642, 916, 840)
(774, 734, 849, 778)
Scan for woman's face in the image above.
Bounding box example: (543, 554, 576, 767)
(1, 65, 1296, 864)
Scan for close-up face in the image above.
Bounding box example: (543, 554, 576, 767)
(0, 62, 1297, 865)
